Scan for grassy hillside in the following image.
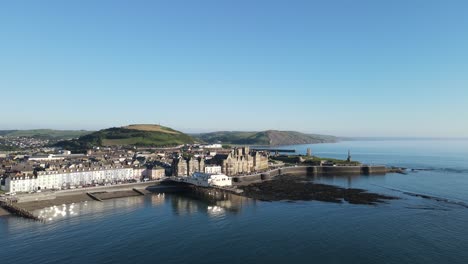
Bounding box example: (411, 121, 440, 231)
(55, 125, 195, 151)
(0, 129, 91, 139)
(195, 130, 338, 146)
(195, 131, 270, 145)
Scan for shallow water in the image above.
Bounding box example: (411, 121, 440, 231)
(1, 140, 468, 264)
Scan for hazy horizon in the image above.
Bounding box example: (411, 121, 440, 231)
(1, 0, 467, 137)
(1, 125, 468, 139)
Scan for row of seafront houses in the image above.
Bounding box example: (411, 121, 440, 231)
(1, 163, 235, 193)
(1, 165, 165, 193)
(2, 166, 234, 193)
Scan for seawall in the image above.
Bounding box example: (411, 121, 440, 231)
(14, 181, 160, 203)
(0, 201, 41, 221)
(232, 165, 388, 184)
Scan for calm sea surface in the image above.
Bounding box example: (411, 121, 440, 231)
(1, 140, 468, 264)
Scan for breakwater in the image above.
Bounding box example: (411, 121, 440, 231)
(0, 201, 41, 221)
(232, 165, 388, 184)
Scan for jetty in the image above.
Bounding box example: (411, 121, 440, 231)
(86, 192, 103, 202)
(132, 188, 147, 195)
(0, 201, 41, 222)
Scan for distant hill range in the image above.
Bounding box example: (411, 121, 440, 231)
(0, 129, 91, 140)
(2, 126, 338, 151)
(55, 124, 195, 151)
(194, 130, 338, 146)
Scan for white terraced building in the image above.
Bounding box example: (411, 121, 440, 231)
(4, 166, 136, 193)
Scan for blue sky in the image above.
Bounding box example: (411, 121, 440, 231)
(1, 0, 467, 137)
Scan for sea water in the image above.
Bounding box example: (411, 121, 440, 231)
(1, 140, 467, 264)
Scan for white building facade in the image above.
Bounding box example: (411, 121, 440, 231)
(187, 172, 232, 187)
(5, 166, 137, 193)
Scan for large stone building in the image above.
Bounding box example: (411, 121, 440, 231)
(211, 147, 269, 176)
(188, 157, 205, 176)
(172, 147, 268, 177)
(172, 156, 205, 176)
(172, 157, 187, 176)
(147, 167, 165, 180)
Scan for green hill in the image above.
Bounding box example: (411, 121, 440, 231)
(55, 124, 195, 151)
(195, 130, 338, 146)
(0, 129, 92, 139)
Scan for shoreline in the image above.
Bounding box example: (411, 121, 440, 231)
(231, 165, 403, 185)
(1, 166, 403, 218)
(237, 174, 399, 204)
(1, 182, 161, 215)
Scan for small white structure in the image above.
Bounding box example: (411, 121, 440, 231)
(202, 144, 222, 149)
(205, 165, 222, 174)
(28, 153, 86, 161)
(61, 150, 72, 155)
(187, 172, 232, 187)
(28, 154, 64, 161)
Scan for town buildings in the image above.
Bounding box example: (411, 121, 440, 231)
(172, 156, 205, 176)
(1, 144, 269, 193)
(211, 147, 269, 176)
(4, 166, 134, 193)
(171, 147, 269, 177)
(0, 146, 171, 193)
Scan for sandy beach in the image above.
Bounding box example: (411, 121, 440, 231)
(92, 190, 142, 200)
(15, 193, 94, 212)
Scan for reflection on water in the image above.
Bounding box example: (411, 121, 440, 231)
(32, 195, 149, 223)
(170, 189, 254, 217)
(1, 195, 163, 233)
(151, 193, 166, 206)
(37, 203, 81, 221)
(6, 188, 252, 228)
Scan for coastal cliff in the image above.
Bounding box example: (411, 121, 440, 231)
(194, 130, 338, 146)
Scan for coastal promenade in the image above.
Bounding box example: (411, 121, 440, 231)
(232, 164, 390, 185)
(1, 165, 396, 219)
(14, 181, 160, 203)
(0, 181, 164, 217)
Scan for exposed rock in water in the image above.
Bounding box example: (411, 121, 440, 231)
(239, 175, 398, 205)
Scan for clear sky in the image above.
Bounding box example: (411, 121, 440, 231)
(1, 0, 467, 137)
